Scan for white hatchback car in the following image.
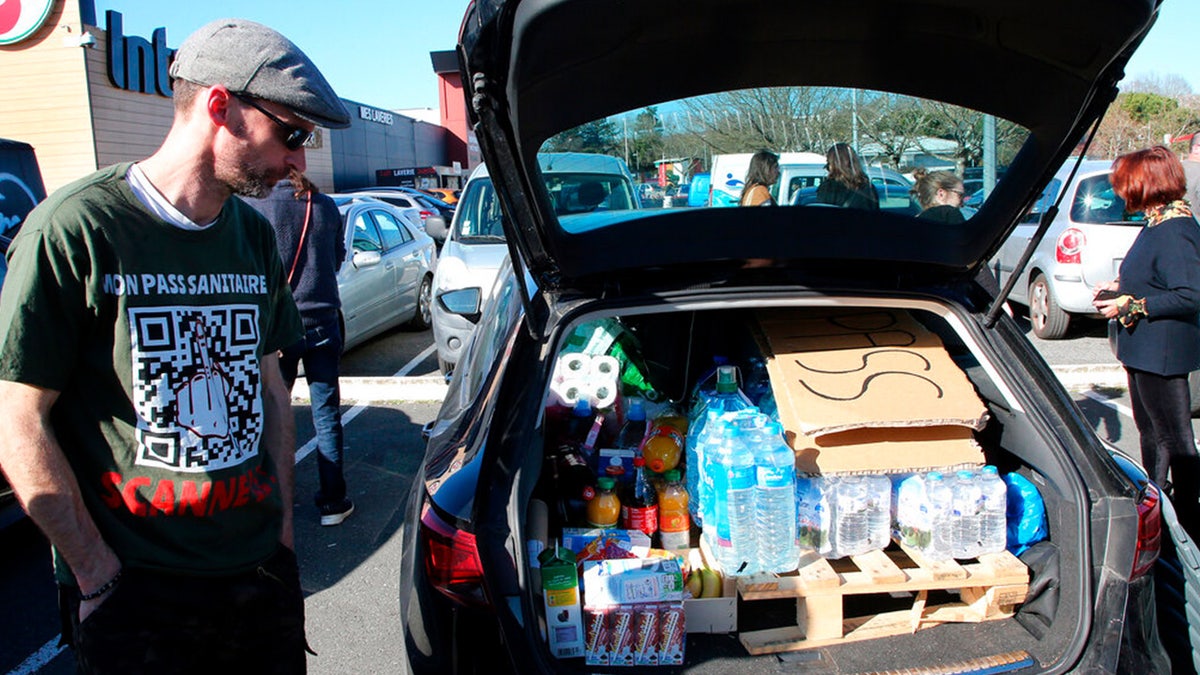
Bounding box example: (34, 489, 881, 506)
(426, 153, 639, 375)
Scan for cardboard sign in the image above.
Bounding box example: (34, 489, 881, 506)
(759, 309, 988, 437)
(789, 424, 984, 475)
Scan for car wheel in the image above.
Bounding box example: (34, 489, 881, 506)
(407, 275, 433, 330)
(1029, 273, 1070, 339)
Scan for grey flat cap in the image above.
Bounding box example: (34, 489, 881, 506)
(169, 18, 351, 129)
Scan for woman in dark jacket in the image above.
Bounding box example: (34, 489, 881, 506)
(1094, 145, 1200, 537)
(815, 142, 878, 210)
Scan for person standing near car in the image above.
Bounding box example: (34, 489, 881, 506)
(0, 18, 350, 672)
(1094, 145, 1200, 539)
(815, 142, 879, 210)
(245, 170, 353, 526)
(739, 149, 779, 206)
(912, 170, 967, 224)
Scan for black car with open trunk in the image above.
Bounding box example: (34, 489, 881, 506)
(399, 0, 1180, 672)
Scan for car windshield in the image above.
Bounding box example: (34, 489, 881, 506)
(537, 86, 1031, 233)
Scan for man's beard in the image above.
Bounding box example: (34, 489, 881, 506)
(223, 160, 278, 199)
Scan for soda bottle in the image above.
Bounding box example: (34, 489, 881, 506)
(586, 477, 621, 528)
(621, 457, 658, 537)
(657, 469, 690, 553)
(742, 356, 772, 407)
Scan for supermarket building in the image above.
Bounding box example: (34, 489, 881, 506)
(0, 0, 477, 194)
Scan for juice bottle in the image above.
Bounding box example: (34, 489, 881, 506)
(586, 477, 621, 528)
(657, 469, 690, 552)
(641, 406, 686, 473)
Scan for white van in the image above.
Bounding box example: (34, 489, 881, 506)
(427, 152, 638, 375)
(708, 151, 826, 206)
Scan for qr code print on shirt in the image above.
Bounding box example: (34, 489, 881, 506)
(129, 304, 263, 473)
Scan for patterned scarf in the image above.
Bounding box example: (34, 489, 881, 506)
(1144, 199, 1193, 227)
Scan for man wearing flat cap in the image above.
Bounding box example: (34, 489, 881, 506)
(0, 18, 350, 673)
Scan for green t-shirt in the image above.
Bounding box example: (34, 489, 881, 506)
(0, 163, 303, 580)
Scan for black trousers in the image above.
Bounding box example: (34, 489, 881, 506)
(60, 545, 309, 674)
(1127, 367, 1200, 538)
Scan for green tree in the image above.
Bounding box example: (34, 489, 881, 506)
(543, 118, 620, 155)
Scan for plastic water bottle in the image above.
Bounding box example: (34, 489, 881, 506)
(831, 476, 870, 558)
(864, 474, 892, 552)
(924, 472, 954, 561)
(978, 466, 1008, 554)
(950, 469, 983, 559)
(685, 401, 721, 524)
(724, 426, 759, 575)
(688, 366, 755, 525)
(796, 474, 832, 556)
(893, 473, 929, 549)
(701, 424, 736, 559)
(753, 423, 799, 573)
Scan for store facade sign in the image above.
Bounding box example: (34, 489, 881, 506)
(106, 10, 174, 97)
(359, 105, 394, 126)
(0, 0, 56, 45)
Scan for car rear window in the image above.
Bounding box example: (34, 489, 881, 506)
(1069, 174, 1140, 225)
(537, 86, 1032, 231)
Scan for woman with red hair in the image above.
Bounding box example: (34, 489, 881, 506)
(1094, 145, 1200, 537)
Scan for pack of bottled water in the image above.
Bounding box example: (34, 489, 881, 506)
(795, 473, 892, 559)
(892, 466, 1009, 561)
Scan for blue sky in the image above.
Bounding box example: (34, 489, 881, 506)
(91, 0, 1199, 113)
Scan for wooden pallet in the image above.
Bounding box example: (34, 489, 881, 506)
(736, 544, 1030, 655)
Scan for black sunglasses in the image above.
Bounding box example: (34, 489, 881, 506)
(232, 93, 312, 151)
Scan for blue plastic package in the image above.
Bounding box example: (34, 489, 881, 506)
(1004, 472, 1049, 555)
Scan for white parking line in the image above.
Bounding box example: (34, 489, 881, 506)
(294, 343, 437, 464)
(6, 639, 67, 675)
(1081, 388, 1135, 419)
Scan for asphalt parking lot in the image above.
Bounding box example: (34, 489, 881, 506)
(0, 316, 1181, 674)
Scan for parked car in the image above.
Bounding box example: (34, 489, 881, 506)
(421, 187, 460, 205)
(345, 186, 457, 239)
(400, 1, 1174, 673)
(336, 189, 427, 234)
(327, 195, 436, 351)
(425, 152, 639, 376)
(990, 160, 1143, 339)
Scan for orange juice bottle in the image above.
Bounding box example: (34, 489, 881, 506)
(586, 477, 621, 528)
(641, 410, 686, 473)
(656, 469, 690, 552)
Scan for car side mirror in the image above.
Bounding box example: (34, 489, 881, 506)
(352, 250, 382, 269)
(424, 215, 448, 242)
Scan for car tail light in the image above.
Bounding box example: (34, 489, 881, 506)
(419, 210, 433, 221)
(1131, 482, 1162, 579)
(420, 502, 489, 606)
(1056, 227, 1085, 264)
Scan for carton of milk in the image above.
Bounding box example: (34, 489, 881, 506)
(539, 545, 585, 659)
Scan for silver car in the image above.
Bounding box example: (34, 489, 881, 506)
(329, 195, 437, 352)
(991, 160, 1142, 339)
(426, 153, 639, 375)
